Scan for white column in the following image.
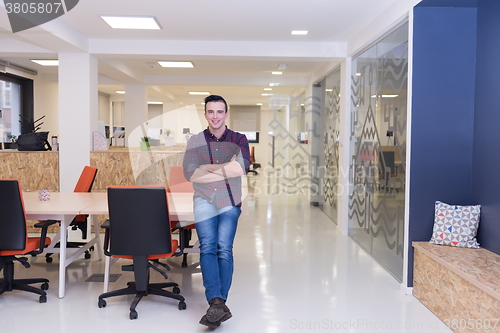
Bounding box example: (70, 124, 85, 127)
(124, 83, 147, 147)
(58, 53, 98, 192)
(337, 57, 352, 235)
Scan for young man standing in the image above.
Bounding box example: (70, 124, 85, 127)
(183, 95, 250, 328)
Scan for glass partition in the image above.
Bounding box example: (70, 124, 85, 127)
(349, 22, 408, 281)
(322, 69, 341, 223)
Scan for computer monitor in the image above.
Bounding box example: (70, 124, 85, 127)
(240, 131, 259, 143)
(183, 128, 190, 134)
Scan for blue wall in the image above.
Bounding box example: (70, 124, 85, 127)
(471, 0, 500, 254)
(409, 6, 478, 287)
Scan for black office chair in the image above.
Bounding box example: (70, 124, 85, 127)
(248, 146, 261, 175)
(97, 185, 186, 320)
(378, 151, 398, 192)
(0, 179, 57, 302)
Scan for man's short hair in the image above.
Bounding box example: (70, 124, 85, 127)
(204, 95, 228, 113)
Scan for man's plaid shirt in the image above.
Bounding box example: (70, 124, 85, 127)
(183, 127, 250, 208)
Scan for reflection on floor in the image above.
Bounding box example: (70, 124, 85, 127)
(1, 174, 451, 332)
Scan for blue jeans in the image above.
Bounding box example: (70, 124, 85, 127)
(194, 197, 241, 303)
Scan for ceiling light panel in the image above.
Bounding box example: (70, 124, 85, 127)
(158, 61, 194, 68)
(272, 72, 282, 75)
(31, 59, 58, 66)
(100, 15, 161, 30)
(291, 30, 308, 35)
(189, 92, 210, 95)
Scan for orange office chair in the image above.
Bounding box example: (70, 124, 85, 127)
(45, 166, 98, 263)
(98, 186, 186, 320)
(0, 179, 56, 302)
(248, 146, 261, 175)
(168, 166, 197, 268)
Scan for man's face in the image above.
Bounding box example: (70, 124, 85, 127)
(204, 101, 228, 132)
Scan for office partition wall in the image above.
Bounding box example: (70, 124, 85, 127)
(321, 69, 341, 224)
(348, 22, 408, 281)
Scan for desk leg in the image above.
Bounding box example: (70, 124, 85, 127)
(58, 215, 71, 298)
(92, 214, 103, 261)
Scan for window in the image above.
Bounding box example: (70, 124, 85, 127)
(0, 73, 34, 142)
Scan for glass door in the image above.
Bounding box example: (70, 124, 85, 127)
(348, 23, 408, 281)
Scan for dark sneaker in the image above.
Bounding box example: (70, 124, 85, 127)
(199, 314, 221, 329)
(206, 297, 233, 323)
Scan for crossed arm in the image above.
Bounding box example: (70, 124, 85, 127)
(189, 155, 245, 183)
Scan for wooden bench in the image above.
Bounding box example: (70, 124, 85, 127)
(413, 242, 500, 333)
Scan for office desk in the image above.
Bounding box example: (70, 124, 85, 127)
(23, 192, 107, 298)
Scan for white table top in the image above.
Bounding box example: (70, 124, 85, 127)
(23, 192, 107, 215)
(79, 191, 194, 221)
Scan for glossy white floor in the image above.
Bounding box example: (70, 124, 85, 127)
(1, 175, 452, 333)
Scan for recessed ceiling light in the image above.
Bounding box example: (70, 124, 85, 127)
(272, 71, 282, 75)
(100, 15, 161, 30)
(148, 101, 163, 104)
(371, 94, 399, 98)
(189, 91, 210, 95)
(257, 103, 263, 106)
(277, 64, 287, 70)
(291, 30, 308, 35)
(264, 88, 272, 91)
(116, 90, 125, 94)
(30, 59, 58, 66)
(158, 61, 194, 68)
(325, 89, 333, 92)
(356, 73, 362, 76)
(269, 83, 280, 86)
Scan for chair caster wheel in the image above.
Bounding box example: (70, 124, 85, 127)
(178, 301, 187, 310)
(46, 257, 53, 263)
(173, 286, 180, 294)
(130, 310, 138, 320)
(98, 299, 106, 308)
(39, 295, 47, 303)
(41, 282, 49, 290)
(84, 252, 91, 259)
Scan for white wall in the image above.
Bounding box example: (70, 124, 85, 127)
(98, 93, 110, 125)
(34, 78, 58, 136)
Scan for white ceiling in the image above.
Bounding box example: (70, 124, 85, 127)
(0, 0, 414, 109)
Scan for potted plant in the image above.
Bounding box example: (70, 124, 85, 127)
(163, 129, 175, 146)
(140, 136, 150, 151)
(6, 134, 18, 149)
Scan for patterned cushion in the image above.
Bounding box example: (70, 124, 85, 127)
(429, 201, 480, 248)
